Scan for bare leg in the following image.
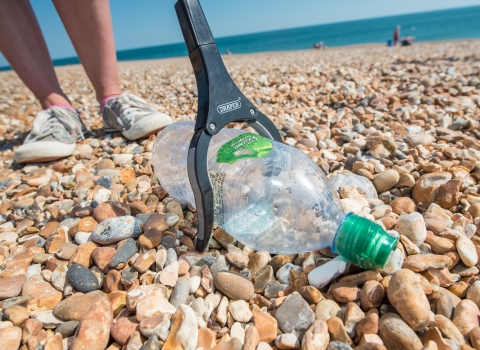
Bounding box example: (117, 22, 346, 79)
(0, 0, 70, 109)
(53, 0, 122, 104)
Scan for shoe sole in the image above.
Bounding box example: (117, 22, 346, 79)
(14, 141, 76, 164)
(122, 113, 173, 140)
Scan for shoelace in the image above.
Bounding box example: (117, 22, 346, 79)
(109, 93, 158, 128)
(26, 107, 83, 144)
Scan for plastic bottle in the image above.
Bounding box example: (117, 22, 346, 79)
(152, 122, 398, 269)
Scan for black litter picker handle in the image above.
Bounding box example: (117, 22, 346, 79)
(174, 0, 282, 252)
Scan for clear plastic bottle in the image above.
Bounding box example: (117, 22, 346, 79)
(153, 122, 398, 269)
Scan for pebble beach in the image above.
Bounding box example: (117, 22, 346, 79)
(0, 39, 480, 350)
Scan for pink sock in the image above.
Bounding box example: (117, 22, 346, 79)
(51, 104, 77, 113)
(100, 94, 120, 111)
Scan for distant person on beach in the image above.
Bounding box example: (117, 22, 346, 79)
(0, 0, 172, 164)
(401, 35, 415, 46)
(393, 25, 401, 46)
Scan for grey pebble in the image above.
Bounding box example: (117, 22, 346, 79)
(210, 255, 230, 275)
(175, 245, 188, 256)
(327, 341, 354, 350)
(165, 213, 179, 227)
(66, 264, 100, 293)
(58, 200, 75, 212)
(352, 123, 365, 133)
(379, 303, 397, 316)
(91, 216, 142, 244)
(0, 296, 32, 309)
(276, 263, 302, 284)
(55, 320, 79, 338)
(142, 335, 161, 350)
(59, 217, 80, 228)
(109, 238, 138, 269)
(275, 292, 315, 334)
(264, 280, 287, 299)
(136, 212, 156, 224)
(89, 139, 100, 148)
(239, 268, 251, 280)
(121, 266, 138, 285)
(161, 235, 176, 249)
(195, 254, 216, 267)
(96, 175, 113, 189)
(169, 279, 190, 308)
(165, 248, 178, 267)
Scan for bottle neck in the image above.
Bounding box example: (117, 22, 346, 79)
(332, 213, 399, 270)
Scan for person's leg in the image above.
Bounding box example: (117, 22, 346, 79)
(0, 0, 70, 109)
(52, 0, 172, 140)
(52, 0, 122, 104)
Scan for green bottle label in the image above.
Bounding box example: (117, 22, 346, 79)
(217, 133, 273, 164)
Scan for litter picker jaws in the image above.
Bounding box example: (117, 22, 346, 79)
(174, 0, 282, 252)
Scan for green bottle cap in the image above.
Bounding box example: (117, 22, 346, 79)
(332, 213, 399, 270)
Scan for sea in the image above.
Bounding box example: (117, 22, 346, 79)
(1, 5, 480, 71)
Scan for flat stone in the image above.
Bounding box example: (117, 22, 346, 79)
(31, 310, 64, 329)
(22, 275, 62, 310)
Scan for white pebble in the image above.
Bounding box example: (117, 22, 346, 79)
(188, 276, 201, 294)
(228, 300, 252, 322)
(308, 255, 349, 289)
(26, 264, 41, 279)
(456, 236, 478, 267)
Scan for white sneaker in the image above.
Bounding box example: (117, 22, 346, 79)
(101, 93, 173, 140)
(14, 107, 85, 164)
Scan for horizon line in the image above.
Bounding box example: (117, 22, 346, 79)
(1, 3, 479, 71)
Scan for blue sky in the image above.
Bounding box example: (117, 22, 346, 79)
(1, 0, 480, 67)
